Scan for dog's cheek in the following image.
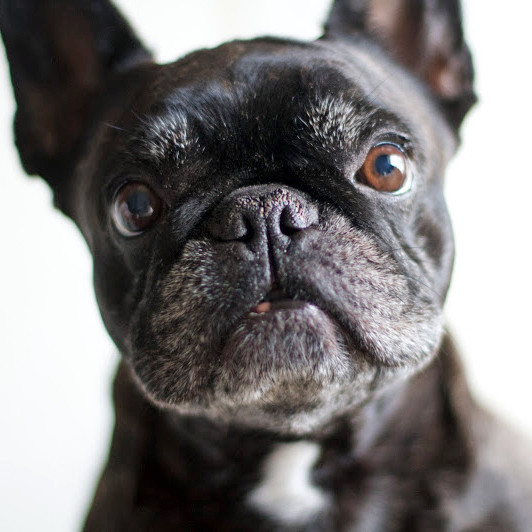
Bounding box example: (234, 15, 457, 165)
(278, 213, 445, 366)
(92, 246, 142, 356)
(415, 194, 455, 303)
(127, 245, 224, 404)
(125, 239, 268, 405)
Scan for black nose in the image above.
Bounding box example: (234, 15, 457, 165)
(207, 185, 318, 247)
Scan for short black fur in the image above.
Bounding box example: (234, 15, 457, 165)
(1, 0, 531, 530)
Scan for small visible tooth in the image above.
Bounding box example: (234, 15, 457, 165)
(254, 302, 272, 313)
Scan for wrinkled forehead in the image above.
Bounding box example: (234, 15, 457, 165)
(95, 37, 455, 181)
(124, 39, 420, 165)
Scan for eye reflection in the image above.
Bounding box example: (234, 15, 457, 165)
(358, 144, 411, 194)
(111, 182, 163, 236)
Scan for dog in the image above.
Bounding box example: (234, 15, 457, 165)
(1, 0, 531, 529)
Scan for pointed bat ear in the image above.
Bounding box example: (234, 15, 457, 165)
(0, 0, 152, 199)
(324, 0, 476, 130)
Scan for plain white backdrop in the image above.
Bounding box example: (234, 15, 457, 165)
(1, 1, 531, 530)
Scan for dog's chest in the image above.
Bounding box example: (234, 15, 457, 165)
(247, 441, 329, 526)
(243, 441, 394, 531)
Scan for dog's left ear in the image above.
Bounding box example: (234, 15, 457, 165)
(324, 0, 476, 129)
(0, 0, 152, 210)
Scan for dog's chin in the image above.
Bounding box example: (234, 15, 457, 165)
(216, 302, 355, 397)
(128, 302, 431, 434)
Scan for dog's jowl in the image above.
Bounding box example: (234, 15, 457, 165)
(1, 0, 531, 530)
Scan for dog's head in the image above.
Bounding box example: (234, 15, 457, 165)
(1, 0, 474, 433)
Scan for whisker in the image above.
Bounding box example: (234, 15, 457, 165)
(366, 75, 394, 105)
(102, 121, 128, 132)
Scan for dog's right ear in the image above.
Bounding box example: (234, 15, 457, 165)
(0, 0, 152, 208)
(324, 0, 476, 130)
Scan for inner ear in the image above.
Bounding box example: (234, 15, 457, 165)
(325, 0, 476, 129)
(366, 0, 424, 74)
(1, 0, 152, 203)
(16, 5, 103, 173)
(47, 4, 102, 89)
(368, 0, 469, 100)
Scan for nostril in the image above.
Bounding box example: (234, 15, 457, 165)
(210, 212, 255, 242)
(279, 207, 299, 236)
(235, 215, 255, 243)
(279, 204, 317, 236)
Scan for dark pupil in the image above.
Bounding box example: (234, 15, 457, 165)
(374, 154, 396, 176)
(127, 190, 152, 216)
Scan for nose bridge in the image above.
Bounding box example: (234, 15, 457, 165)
(236, 187, 301, 228)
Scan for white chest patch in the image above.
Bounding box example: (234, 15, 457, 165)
(247, 441, 328, 525)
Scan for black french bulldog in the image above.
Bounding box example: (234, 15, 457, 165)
(2, 0, 531, 530)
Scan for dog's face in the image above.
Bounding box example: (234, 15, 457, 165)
(1, 0, 474, 433)
(84, 40, 459, 432)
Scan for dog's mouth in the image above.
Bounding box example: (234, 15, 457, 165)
(134, 253, 442, 417)
(250, 287, 306, 314)
(249, 282, 308, 314)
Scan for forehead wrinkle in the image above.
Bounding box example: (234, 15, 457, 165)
(130, 108, 200, 166)
(295, 94, 377, 155)
(295, 92, 414, 158)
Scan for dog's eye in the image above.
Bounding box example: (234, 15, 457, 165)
(358, 144, 411, 194)
(111, 182, 162, 236)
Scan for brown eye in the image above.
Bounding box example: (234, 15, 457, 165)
(358, 144, 411, 194)
(111, 182, 162, 236)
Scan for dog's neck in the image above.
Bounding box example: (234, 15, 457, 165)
(88, 334, 475, 529)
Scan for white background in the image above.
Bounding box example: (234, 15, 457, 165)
(1, 1, 531, 530)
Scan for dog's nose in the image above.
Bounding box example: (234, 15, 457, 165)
(207, 185, 318, 246)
